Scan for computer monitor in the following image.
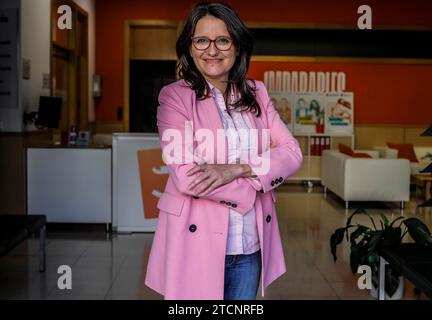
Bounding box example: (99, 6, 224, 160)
(36, 96, 62, 129)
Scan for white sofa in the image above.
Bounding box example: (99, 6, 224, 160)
(321, 150, 410, 209)
(374, 146, 432, 174)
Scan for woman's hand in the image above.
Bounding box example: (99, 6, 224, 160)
(186, 164, 253, 196)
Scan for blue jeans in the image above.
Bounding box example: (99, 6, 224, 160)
(224, 250, 261, 300)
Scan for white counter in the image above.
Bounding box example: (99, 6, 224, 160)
(27, 146, 112, 224)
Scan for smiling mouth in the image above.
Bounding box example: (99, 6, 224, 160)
(204, 59, 223, 63)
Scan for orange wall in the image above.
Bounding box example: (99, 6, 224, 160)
(95, 0, 432, 124)
(248, 61, 432, 125)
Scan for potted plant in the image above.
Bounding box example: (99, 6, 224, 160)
(421, 152, 432, 162)
(330, 208, 432, 299)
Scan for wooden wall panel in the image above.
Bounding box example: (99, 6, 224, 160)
(130, 26, 178, 60)
(405, 127, 432, 146)
(91, 121, 124, 134)
(354, 126, 404, 149)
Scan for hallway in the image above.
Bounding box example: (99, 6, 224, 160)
(0, 185, 429, 300)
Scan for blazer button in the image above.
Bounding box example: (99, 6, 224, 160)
(226, 201, 232, 206)
(279, 177, 283, 183)
(220, 200, 226, 204)
(193, 196, 199, 199)
(271, 180, 275, 186)
(232, 203, 237, 208)
(189, 224, 197, 232)
(259, 189, 264, 193)
(266, 215, 271, 223)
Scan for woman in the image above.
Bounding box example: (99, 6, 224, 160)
(330, 98, 352, 124)
(145, 2, 303, 300)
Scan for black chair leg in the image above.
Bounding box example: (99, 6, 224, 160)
(39, 225, 46, 273)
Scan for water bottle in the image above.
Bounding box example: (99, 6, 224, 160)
(68, 125, 77, 145)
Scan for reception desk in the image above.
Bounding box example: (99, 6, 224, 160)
(27, 133, 166, 233)
(27, 145, 112, 226)
(112, 133, 163, 233)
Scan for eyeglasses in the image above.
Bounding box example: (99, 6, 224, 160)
(191, 36, 234, 51)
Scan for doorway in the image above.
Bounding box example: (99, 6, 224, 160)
(129, 60, 176, 133)
(124, 20, 180, 132)
(51, 0, 88, 132)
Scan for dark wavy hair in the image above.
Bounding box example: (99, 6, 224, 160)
(176, 2, 261, 116)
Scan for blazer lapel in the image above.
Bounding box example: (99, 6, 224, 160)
(197, 97, 223, 131)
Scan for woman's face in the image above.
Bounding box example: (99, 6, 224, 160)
(190, 15, 237, 84)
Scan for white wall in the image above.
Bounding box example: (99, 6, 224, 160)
(21, 0, 51, 131)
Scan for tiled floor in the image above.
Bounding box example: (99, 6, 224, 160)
(1, 184, 431, 300)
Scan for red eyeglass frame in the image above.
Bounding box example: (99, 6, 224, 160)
(190, 36, 234, 51)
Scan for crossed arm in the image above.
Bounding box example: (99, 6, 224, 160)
(157, 82, 303, 214)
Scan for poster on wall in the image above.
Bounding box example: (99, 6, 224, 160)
(324, 92, 354, 134)
(293, 93, 325, 135)
(269, 92, 293, 132)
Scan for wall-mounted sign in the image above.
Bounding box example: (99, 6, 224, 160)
(325, 92, 354, 134)
(0, 8, 18, 110)
(22, 58, 30, 80)
(293, 93, 325, 134)
(264, 70, 346, 94)
(43, 73, 50, 89)
(269, 92, 294, 132)
(266, 70, 354, 135)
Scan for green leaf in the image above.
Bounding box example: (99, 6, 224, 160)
(350, 238, 371, 274)
(330, 228, 346, 261)
(403, 218, 432, 246)
(367, 231, 384, 255)
(368, 252, 378, 265)
(385, 267, 402, 298)
(389, 216, 405, 228)
(349, 225, 370, 244)
(347, 208, 378, 230)
(382, 226, 402, 246)
(350, 242, 364, 274)
(379, 213, 389, 227)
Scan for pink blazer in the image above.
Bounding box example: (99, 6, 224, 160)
(145, 79, 303, 299)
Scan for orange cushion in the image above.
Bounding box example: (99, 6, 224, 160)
(351, 152, 372, 158)
(338, 143, 354, 156)
(387, 143, 419, 162)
